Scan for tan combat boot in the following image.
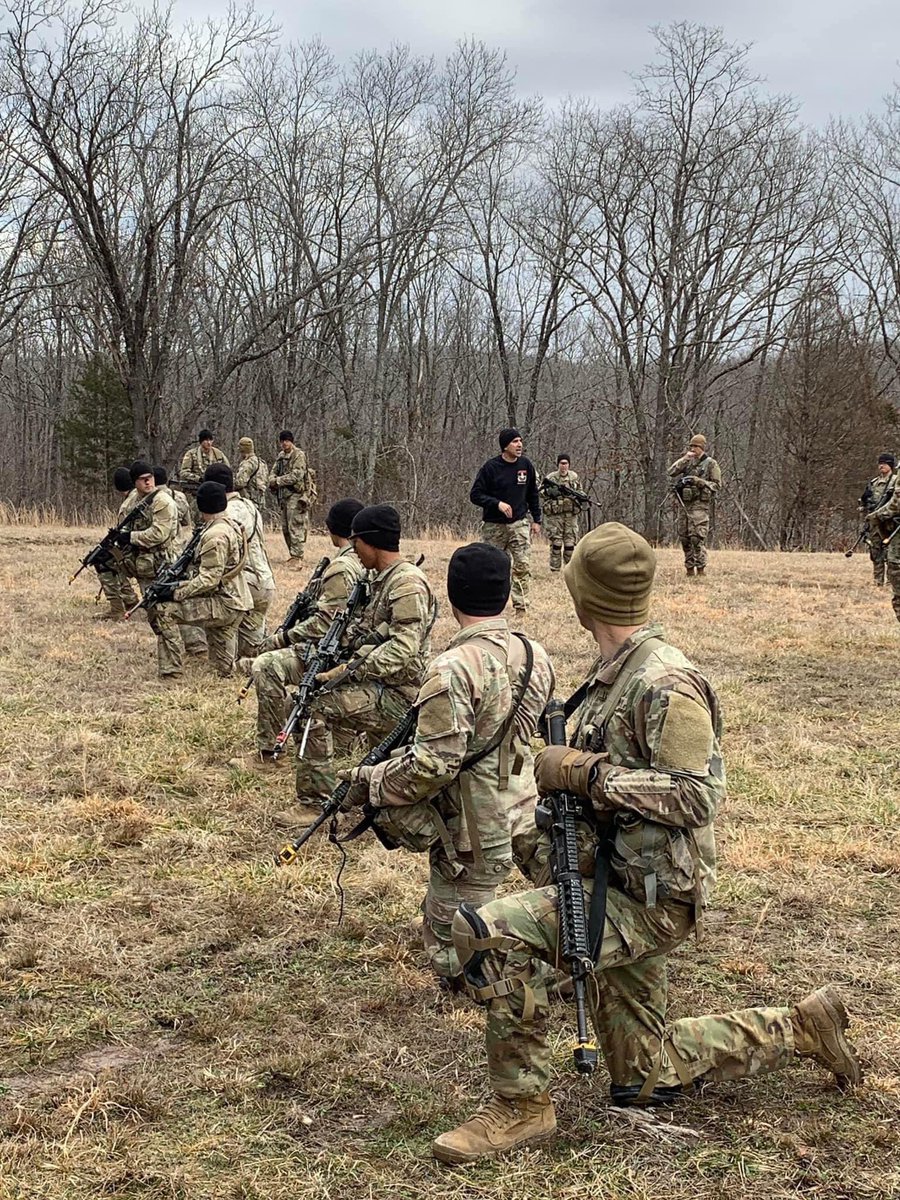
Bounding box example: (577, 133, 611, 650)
(431, 1093, 556, 1164)
(272, 800, 325, 829)
(792, 987, 862, 1087)
(228, 750, 284, 772)
(686, 567, 695, 577)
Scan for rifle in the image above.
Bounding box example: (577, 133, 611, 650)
(124, 525, 203, 617)
(272, 576, 370, 760)
(541, 477, 592, 507)
(534, 699, 598, 1076)
(169, 478, 200, 494)
(236, 555, 331, 704)
(69, 495, 154, 584)
(274, 705, 418, 866)
(844, 527, 870, 558)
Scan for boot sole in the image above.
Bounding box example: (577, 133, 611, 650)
(432, 1126, 557, 1165)
(814, 988, 863, 1087)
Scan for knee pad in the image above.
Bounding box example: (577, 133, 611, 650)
(452, 904, 537, 1017)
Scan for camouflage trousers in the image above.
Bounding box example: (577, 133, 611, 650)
(481, 519, 531, 611)
(296, 681, 414, 803)
(887, 561, 900, 624)
(250, 645, 306, 751)
(543, 513, 579, 572)
(132, 579, 204, 676)
(174, 609, 244, 676)
(452, 881, 794, 1099)
(238, 584, 274, 659)
(96, 564, 139, 616)
(280, 495, 309, 560)
(869, 537, 888, 585)
(676, 503, 710, 571)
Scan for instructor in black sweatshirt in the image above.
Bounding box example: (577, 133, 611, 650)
(469, 428, 541, 619)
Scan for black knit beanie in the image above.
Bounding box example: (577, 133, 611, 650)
(279, 430, 294, 442)
(204, 463, 234, 490)
(113, 467, 133, 492)
(447, 543, 511, 616)
(326, 498, 365, 539)
(878, 453, 896, 469)
(351, 504, 401, 552)
(498, 427, 521, 451)
(196, 481, 228, 515)
(129, 460, 154, 484)
(153, 465, 168, 485)
(197, 429, 213, 442)
(557, 453, 570, 464)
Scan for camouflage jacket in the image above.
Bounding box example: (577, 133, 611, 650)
(281, 545, 368, 650)
(870, 475, 900, 563)
(667, 453, 722, 505)
(179, 444, 229, 483)
(120, 487, 178, 579)
(225, 494, 274, 593)
(536, 623, 724, 912)
(541, 469, 584, 516)
(165, 486, 192, 535)
(173, 515, 253, 617)
(234, 454, 269, 500)
(862, 471, 897, 513)
(271, 446, 311, 499)
(351, 560, 437, 695)
(367, 621, 555, 854)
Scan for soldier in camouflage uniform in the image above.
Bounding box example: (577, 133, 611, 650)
(432, 522, 862, 1164)
(269, 430, 314, 567)
(234, 437, 269, 507)
(204, 463, 275, 657)
(292, 504, 437, 827)
(859, 453, 897, 586)
(341, 543, 555, 986)
(153, 481, 253, 677)
(228, 499, 367, 771)
(179, 429, 229, 520)
(153, 465, 208, 658)
(94, 466, 140, 619)
(667, 434, 722, 576)
(540, 455, 587, 572)
(868, 470, 900, 624)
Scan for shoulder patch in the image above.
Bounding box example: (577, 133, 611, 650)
(416, 668, 457, 740)
(654, 691, 714, 776)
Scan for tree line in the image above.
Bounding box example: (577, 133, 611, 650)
(0, 5, 897, 547)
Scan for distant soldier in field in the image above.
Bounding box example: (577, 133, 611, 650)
(858, 453, 897, 586)
(470, 428, 541, 620)
(153, 465, 208, 659)
(94, 466, 140, 620)
(540, 454, 587, 572)
(153, 481, 252, 677)
(234, 437, 269, 507)
(868, 469, 900, 625)
(667, 434, 722, 577)
(269, 430, 315, 568)
(179, 429, 229, 483)
(340, 542, 554, 988)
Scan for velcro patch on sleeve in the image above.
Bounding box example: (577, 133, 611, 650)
(653, 691, 714, 776)
(415, 669, 457, 740)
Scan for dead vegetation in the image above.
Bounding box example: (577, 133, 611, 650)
(0, 527, 898, 1199)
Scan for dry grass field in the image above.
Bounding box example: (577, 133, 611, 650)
(1, 524, 898, 1200)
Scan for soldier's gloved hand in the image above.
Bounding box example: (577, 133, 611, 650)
(111, 529, 132, 548)
(149, 582, 177, 604)
(260, 631, 287, 652)
(535, 745, 611, 800)
(337, 765, 374, 809)
(315, 664, 347, 687)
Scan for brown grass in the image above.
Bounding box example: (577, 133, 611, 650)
(0, 526, 898, 1199)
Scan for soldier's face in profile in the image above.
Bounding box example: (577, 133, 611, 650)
(878, 462, 892, 476)
(351, 537, 378, 569)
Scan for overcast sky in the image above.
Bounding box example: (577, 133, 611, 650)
(170, 0, 899, 125)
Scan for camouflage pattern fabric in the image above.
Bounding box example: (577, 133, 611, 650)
(860, 471, 897, 584)
(165, 486, 193, 545)
(271, 446, 313, 560)
(870, 480, 900, 621)
(297, 560, 436, 801)
(453, 624, 739, 1098)
(480, 518, 532, 611)
(668, 454, 722, 571)
(361, 619, 555, 979)
(225, 493, 275, 657)
(179, 444, 229, 483)
(169, 515, 253, 676)
(542, 470, 582, 572)
(234, 451, 269, 505)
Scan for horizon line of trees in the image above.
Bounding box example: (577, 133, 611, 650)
(0, 4, 897, 548)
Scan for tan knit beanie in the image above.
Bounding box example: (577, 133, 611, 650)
(564, 522, 656, 626)
(689, 434, 707, 450)
(239, 437, 254, 453)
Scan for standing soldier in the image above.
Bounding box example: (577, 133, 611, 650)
(153, 465, 208, 659)
(470, 428, 541, 620)
(94, 466, 140, 620)
(269, 430, 315, 568)
(179, 430, 229, 522)
(431, 523, 861, 1164)
(234, 437, 269, 507)
(667, 433, 722, 577)
(540, 454, 587, 572)
(868, 473, 900, 625)
(341, 543, 554, 988)
(858, 453, 897, 586)
(153, 481, 252, 677)
(292, 504, 436, 827)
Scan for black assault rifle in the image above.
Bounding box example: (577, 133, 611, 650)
(68, 495, 154, 584)
(236, 555, 331, 704)
(534, 699, 599, 1075)
(272, 576, 370, 760)
(124, 525, 204, 617)
(274, 705, 418, 866)
(541, 477, 592, 507)
(169, 477, 200, 494)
